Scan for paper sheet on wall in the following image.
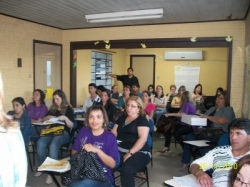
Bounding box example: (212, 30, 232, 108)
(174, 66, 200, 92)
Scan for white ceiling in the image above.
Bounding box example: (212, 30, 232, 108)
(0, 0, 249, 30)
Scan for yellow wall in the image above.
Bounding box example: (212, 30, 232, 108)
(76, 49, 126, 106)
(125, 48, 227, 95)
(0, 14, 245, 116)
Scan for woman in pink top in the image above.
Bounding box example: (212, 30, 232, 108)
(142, 90, 155, 122)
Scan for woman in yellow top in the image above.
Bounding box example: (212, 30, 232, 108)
(171, 85, 186, 112)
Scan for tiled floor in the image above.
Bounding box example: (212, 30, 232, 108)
(26, 133, 190, 187)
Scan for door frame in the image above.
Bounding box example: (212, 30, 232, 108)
(69, 37, 232, 107)
(33, 40, 63, 90)
(130, 55, 156, 88)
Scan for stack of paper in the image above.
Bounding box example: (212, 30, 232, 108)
(44, 118, 64, 125)
(181, 114, 207, 126)
(38, 157, 70, 172)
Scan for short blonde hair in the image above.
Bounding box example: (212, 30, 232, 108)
(125, 96, 145, 116)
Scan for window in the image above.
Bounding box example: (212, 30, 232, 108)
(91, 51, 112, 89)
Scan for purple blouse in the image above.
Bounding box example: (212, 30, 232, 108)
(26, 102, 48, 120)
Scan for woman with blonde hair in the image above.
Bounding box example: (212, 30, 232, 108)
(111, 96, 150, 187)
(0, 73, 27, 186)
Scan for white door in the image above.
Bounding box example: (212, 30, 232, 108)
(35, 43, 61, 107)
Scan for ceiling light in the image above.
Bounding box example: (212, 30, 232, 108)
(85, 8, 163, 23)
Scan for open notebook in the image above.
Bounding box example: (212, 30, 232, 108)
(44, 118, 65, 125)
(38, 157, 70, 172)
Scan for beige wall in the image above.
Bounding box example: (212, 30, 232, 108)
(0, 14, 245, 117)
(125, 48, 227, 96)
(0, 15, 62, 111)
(64, 21, 245, 116)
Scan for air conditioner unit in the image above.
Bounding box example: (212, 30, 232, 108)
(164, 50, 203, 60)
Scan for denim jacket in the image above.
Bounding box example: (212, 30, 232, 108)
(7, 111, 32, 148)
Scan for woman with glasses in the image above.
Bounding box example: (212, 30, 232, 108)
(111, 96, 150, 187)
(230, 154, 250, 187)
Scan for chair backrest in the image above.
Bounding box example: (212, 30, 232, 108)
(147, 133, 152, 148)
(218, 133, 230, 146)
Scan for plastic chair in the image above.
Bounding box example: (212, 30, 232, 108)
(218, 133, 230, 146)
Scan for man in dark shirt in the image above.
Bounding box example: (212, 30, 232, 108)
(106, 67, 140, 88)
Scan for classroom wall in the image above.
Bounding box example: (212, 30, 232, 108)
(125, 48, 227, 96)
(0, 15, 63, 111)
(64, 21, 245, 116)
(76, 49, 126, 107)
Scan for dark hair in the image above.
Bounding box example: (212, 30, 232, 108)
(12, 97, 26, 109)
(170, 84, 176, 90)
(85, 105, 109, 130)
(49, 89, 71, 115)
(132, 83, 140, 88)
(228, 118, 250, 135)
(123, 85, 133, 96)
(32, 89, 46, 106)
(88, 83, 97, 89)
(180, 91, 193, 108)
(193, 84, 202, 95)
(229, 154, 250, 187)
(147, 84, 155, 95)
(142, 90, 151, 102)
(177, 85, 186, 97)
(101, 89, 113, 109)
(217, 91, 230, 107)
(97, 85, 105, 91)
(127, 67, 133, 71)
(215, 87, 224, 97)
(111, 85, 117, 90)
(155, 85, 164, 98)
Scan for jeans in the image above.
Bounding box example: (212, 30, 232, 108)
(173, 124, 194, 149)
(153, 109, 166, 126)
(69, 174, 112, 187)
(118, 151, 150, 187)
(181, 133, 212, 164)
(37, 131, 70, 165)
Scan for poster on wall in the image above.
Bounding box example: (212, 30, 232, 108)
(242, 45, 250, 118)
(174, 66, 200, 92)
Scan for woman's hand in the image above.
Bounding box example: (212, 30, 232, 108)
(164, 113, 170, 117)
(83, 143, 99, 153)
(58, 115, 67, 121)
(123, 152, 132, 162)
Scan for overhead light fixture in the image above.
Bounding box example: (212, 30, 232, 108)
(85, 8, 163, 23)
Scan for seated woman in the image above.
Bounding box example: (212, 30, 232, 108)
(111, 96, 151, 187)
(165, 84, 177, 113)
(96, 89, 117, 123)
(158, 91, 196, 153)
(229, 154, 250, 187)
(111, 85, 121, 106)
(170, 85, 186, 113)
(152, 85, 167, 125)
(7, 97, 32, 149)
(191, 84, 205, 112)
(69, 105, 118, 187)
(26, 89, 48, 138)
(35, 89, 74, 184)
(181, 91, 236, 171)
(147, 84, 155, 98)
(142, 90, 155, 121)
(118, 85, 132, 112)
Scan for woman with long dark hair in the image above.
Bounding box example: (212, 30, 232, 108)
(35, 89, 74, 184)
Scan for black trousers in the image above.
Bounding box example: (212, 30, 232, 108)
(118, 151, 150, 187)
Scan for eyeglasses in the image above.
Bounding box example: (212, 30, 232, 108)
(126, 104, 138, 109)
(234, 177, 250, 187)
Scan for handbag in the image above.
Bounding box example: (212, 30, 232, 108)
(156, 115, 175, 134)
(193, 127, 224, 142)
(61, 149, 106, 186)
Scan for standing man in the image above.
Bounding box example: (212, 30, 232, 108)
(106, 67, 140, 88)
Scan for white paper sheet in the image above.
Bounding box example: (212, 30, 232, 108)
(38, 157, 70, 172)
(44, 118, 64, 125)
(173, 174, 201, 187)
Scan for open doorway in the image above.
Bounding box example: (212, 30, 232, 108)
(33, 40, 62, 106)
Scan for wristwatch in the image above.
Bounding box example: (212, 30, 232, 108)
(128, 151, 133, 156)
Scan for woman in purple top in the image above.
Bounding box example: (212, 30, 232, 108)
(70, 105, 118, 187)
(158, 91, 196, 153)
(26, 89, 48, 138)
(26, 89, 48, 123)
